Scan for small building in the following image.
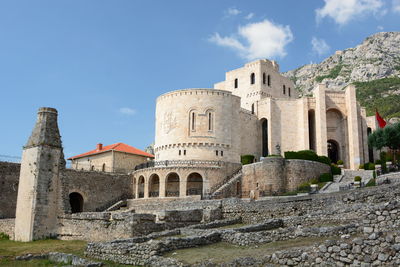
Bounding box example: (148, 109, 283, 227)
(68, 143, 154, 173)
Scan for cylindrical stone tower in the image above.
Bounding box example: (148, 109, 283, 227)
(14, 107, 64, 241)
(154, 88, 241, 163)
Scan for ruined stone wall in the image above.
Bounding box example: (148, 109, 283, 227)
(60, 169, 132, 213)
(0, 218, 14, 238)
(0, 162, 20, 218)
(0, 163, 132, 217)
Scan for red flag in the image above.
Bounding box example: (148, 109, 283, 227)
(376, 110, 387, 128)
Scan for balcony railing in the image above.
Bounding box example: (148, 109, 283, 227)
(134, 160, 223, 171)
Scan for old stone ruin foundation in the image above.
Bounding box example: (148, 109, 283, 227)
(2, 107, 400, 266)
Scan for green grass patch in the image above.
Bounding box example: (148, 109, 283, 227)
(166, 235, 343, 265)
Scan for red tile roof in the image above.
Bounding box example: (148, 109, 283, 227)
(68, 143, 154, 160)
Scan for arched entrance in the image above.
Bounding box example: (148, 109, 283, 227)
(166, 172, 180, 197)
(367, 127, 374, 163)
(260, 118, 269, 157)
(149, 174, 160, 197)
(327, 140, 339, 164)
(138, 176, 145, 198)
(186, 173, 203, 197)
(69, 192, 83, 213)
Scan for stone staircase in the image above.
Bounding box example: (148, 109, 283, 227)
(321, 170, 374, 193)
(209, 169, 243, 199)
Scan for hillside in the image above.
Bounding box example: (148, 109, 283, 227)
(284, 32, 400, 118)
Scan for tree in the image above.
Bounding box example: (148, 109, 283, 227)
(369, 122, 400, 164)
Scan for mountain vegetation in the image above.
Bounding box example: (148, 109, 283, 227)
(285, 32, 400, 119)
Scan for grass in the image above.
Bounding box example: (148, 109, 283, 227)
(165, 235, 343, 265)
(0, 239, 130, 267)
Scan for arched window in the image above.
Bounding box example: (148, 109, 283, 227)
(166, 173, 180, 197)
(102, 163, 106, 172)
(250, 73, 255, 85)
(138, 176, 145, 198)
(186, 173, 203, 197)
(251, 103, 255, 114)
(149, 174, 160, 198)
(283, 85, 286, 95)
(267, 75, 271, 86)
(206, 110, 214, 131)
(261, 119, 269, 157)
(91, 165, 94, 171)
(189, 111, 196, 131)
(288, 88, 291, 97)
(234, 78, 238, 89)
(263, 73, 266, 84)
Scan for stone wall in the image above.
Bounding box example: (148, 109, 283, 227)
(58, 209, 203, 242)
(0, 218, 14, 238)
(0, 162, 132, 218)
(241, 158, 331, 196)
(0, 162, 20, 218)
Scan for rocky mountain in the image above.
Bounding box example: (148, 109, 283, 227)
(284, 32, 400, 118)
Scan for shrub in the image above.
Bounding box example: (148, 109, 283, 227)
(267, 154, 282, 158)
(284, 150, 319, 162)
(375, 159, 382, 165)
(0, 232, 9, 240)
(331, 164, 341, 175)
(317, 156, 331, 166)
(284, 151, 299, 159)
(309, 178, 319, 184)
(337, 160, 344, 165)
(319, 173, 333, 182)
(297, 182, 311, 192)
(380, 151, 388, 162)
(366, 178, 376, 187)
(364, 162, 375, 170)
(373, 170, 376, 179)
(354, 176, 362, 182)
(241, 155, 255, 165)
(381, 161, 388, 174)
(359, 164, 364, 169)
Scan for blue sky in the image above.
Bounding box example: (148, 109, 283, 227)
(0, 0, 399, 160)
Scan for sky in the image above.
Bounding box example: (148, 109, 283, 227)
(0, 0, 399, 161)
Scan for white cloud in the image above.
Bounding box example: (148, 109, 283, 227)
(316, 0, 384, 25)
(311, 37, 330, 56)
(209, 19, 294, 60)
(377, 25, 384, 30)
(245, 13, 254, 20)
(226, 7, 241, 17)
(119, 107, 136, 115)
(393, 0, 400, 13)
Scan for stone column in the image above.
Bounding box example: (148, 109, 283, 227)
(314, 84, 328, 156)
(159, 175, 166, 198)
(144, 176, 149, 199)
(179, 176, 187, 198)
(14, 107, 64, 241)
(345, 85, 362, 169)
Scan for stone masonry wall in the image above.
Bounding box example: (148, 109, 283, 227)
(0, 162, 20, 218)
(0, 162, 132, 218)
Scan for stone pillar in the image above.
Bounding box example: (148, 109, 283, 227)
(144, 177, 149, 199)
(314, 84, 328, 156)
(14, 107, 64, 242)
(345, 85, 362, 169)
(298, 98, 309, 150)
(159, 175, 166, 198)
(180, 178, 187, 198)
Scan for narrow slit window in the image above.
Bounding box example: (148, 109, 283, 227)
(263, 73, 266, 84)
(191, 112, 196, 131)
(267, 75, 271, 86)
(250, 73, 255, 85)
(183, 150, 186, 155)
(179, 150, 181, 155)
(234, 78, 238, 89)
(289, 88, 291, 97)
(216, 150, 218, 156)
(283, 85, 286, 95)
(251, 103, 255, 114)
(208, 111, 213, 131)
(221, 151, 224, 157)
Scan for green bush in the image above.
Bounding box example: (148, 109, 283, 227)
(317, 156, 331, 166)
(375, 159, 382, 165)
(284, 150, 318, 161)
(331, 164, 341, 175)
(319, 173, 333, 182)
(359, 164, 364, 169)
(309, 178, 319, 184)
(267, 154, 282, 158)
(354, 176, 362, 182)
(337, 160, 344, 165)
(364, 162, 375, 170)
(380, 151, 388, 162)
(373, 170, 376, 179)
(0, 232, 10, 240)
(241, 155, 255, 165)
(366, 178, 376, 187)
(297, 182, 311, 192)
